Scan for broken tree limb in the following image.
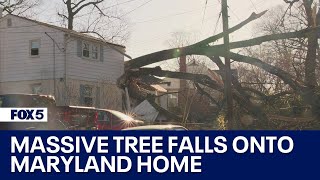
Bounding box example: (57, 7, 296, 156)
(209, 56, 269, 123)
(226, 52, 305, 92)
(217, 52, 320, 117)
(125, 10, 268, 70)
(241, 87, 294, 101)
(121, 67, 269, 122)
(126, 25, 320, 70)
(204, 27, 320, 54)
(194, 83, 220, 107)
(128, 67, 224, 91)
(194, 10, 268, 47)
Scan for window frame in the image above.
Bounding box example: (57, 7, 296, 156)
(91, 44, 99, 60)
(80, 85, 93, 107)
(81, 41, 100, 61)
(82, 41, 90, 58)
(30, 39, 41, 57)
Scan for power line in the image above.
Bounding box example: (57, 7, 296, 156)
(119, 0, 154, 18)
(132, 5, 215, 25)
(202, 0, 209, 24)
(73, 0, 142, 19)
(249, 0, 258, 12)
(98, 0, 154, 29)
(213, 11, 222, 35)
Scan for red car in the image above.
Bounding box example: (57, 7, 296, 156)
(59, 106, 144, 130)
(95, 109, 144, 130)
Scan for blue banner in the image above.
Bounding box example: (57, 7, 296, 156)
(0, 131, 318, 179)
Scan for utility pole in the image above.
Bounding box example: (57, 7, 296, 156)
(221, 0, 235, 129)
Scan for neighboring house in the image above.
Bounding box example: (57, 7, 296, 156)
(0, 13, 125, 110)
(161, 58, 224, 109)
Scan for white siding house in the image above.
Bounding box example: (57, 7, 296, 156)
(0, 14, 125, 110)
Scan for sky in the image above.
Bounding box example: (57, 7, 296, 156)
(121, 0, 282, 58)
(36, 0, 284, 59)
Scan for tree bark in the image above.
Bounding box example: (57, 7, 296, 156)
(303, 0, 318, 88)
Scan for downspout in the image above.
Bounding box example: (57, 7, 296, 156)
(64, 34, 68, 106)
(0, 8, 3, 94)
(45, 32, 56, 98)
(53, 39, 56, 98)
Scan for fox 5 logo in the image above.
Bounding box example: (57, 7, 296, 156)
(0, 108, 48, 122)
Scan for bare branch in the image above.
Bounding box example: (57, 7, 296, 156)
(126, 10, 268, 69)
(73, 0, 104, 16)
(195, 10, 268, 47)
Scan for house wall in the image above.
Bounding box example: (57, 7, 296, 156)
(0, 15, 65, 83)
(65, 36, 124, 83)
(0, 79, 55, 95)
(0, 79, 122, 110)
(0, 15, 124, 110)
(57, 79, 122, 110)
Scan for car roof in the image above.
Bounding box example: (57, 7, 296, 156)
(0, 93, 55, 99)
(123, 125, 187, 130)
(67, 105, 96, 109)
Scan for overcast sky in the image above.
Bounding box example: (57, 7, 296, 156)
(37, 0, 284, 59)
(122, 0, 282, 58)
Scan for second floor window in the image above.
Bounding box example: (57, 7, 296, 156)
(82, 42, 90, 58)
(81, 41, 100, 60)
(30, 40, 40, 56)
(92, 45, 98, 59)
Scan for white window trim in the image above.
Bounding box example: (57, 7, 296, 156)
(82, 41, 99, 61)
(29, 39, 41, 58)
(81, 85, 94, 106)
(91, 44, 99, 60)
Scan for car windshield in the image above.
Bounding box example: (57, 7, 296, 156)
(109, 110, 134, 121)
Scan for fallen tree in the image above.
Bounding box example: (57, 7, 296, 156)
(118, 5, 320, 129)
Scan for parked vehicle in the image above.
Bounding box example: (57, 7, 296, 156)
(123, 125, 188, 131)
(57, 106, 96, 130)
(0, 93, 62, 130)
(95, 109, 144, 130)
(58, 106, 144, 130)
(0, 94, 144, 130)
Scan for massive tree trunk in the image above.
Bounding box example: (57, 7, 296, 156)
(303, 0, 318, 88)
(66, 0, 73, 30)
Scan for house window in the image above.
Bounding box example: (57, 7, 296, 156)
(92, 45, 98, 59)
(80, 85, 93, 106)
(82, 42, 90, 58)
(31, 84, 42, 94)
(30, 40, 40, 56)
(7, 19, 12, 27)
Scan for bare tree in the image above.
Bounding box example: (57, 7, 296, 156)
(0, 0, 41, 16)
(57, 0, 130, 44)
(58, 0, 105, 30)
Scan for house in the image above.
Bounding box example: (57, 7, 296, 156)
(0, 13, 125, 110)
(160, 56, 224, 110)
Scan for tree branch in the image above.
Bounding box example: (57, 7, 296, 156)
(195, 10, 268, 47)
(125, 10, 268, 69)
(73, 0, 104, 16)
(226, 52, 304, 92)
